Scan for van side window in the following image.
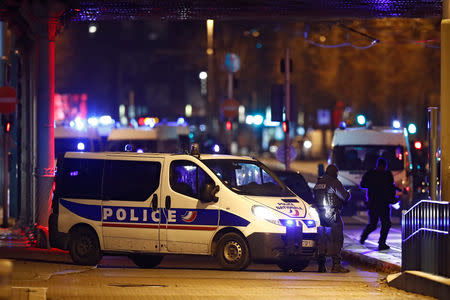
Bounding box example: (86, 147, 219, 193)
(170, 160, 214, 199)
(103, 160, 161, 201)
(61, 158, 103, 199)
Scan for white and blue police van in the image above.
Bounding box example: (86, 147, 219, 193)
(49, 149, 320, 271)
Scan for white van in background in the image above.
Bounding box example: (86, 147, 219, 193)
(329, 126, 413, 215)
(106, 125, 190, 153)
(55, 126, 101, 158)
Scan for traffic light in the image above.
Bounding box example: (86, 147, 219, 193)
(282, 121, 289, 133)
(1, 116, 12, 133)
(414, 141, 422, 150)
(226, 121, 232, 131)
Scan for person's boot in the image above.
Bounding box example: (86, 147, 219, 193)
(378, 243, 390, 251)
(331, 264, 350, 273)
(360, 232, 368, 245)
(317, 256, 327, 273)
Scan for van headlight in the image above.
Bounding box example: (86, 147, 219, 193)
(308, 207, 321, 224)
(251, 205, 282, 226)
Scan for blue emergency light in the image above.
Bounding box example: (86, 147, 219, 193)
(77, 142, 85, 151)
(303, 220, 316, 228)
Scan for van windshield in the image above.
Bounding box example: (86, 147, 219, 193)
(333, 145, 404, 171)
(202, 159, 295, 197)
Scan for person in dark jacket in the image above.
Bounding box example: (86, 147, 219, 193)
(313, 164, 351, 273)
(359, 157, 397, 251)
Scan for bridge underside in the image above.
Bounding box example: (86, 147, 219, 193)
(70, 0, 443, 22)
(1, 1, 444, 24)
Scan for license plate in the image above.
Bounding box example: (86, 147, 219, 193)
(302, 240, 315, 247)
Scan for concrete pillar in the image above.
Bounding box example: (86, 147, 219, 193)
(34, 18, 57, 227)
(442, 2, 450, 202)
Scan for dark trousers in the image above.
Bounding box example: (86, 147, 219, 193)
(318, 216, 344, 265)
(361, 207, 391, 245)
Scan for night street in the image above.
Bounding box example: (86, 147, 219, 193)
(1, 1, 449, 299)
(0, 248, 431, 300)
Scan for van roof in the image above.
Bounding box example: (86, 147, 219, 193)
(63, 151, 255, 161)
(332, 126, 407, 146)
(107, 126, 189, 141)
(55, 127, 100, 139)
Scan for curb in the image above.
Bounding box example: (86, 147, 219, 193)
(342, 248, 401, 274)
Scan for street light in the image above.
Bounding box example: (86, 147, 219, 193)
(206, 19, 214, 55)
(88, 24, 97, 34)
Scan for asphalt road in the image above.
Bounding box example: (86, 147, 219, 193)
(2, 248, 432, 300)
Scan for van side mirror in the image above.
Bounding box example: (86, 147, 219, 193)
(199, 183, 220, 203)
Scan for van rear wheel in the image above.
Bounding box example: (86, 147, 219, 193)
(277, 259, 309, 272)
(69, 227, 102, 266)
(129, 254, 163, 268)
(215, 232, 250, 270)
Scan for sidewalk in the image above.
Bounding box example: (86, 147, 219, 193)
(342, 215, 402, 273)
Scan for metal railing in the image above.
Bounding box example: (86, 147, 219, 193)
(402, 200, 449, 277)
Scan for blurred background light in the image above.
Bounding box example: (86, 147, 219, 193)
(77, 142, 85, 151)
(199, 71, 207, 80)
(414, 141, 422, 150)
(88, 24, 97, 33)
(253, 115, 264, 126)
(88, 117, 99, 127)
(303, 140, 312, 149)
(408, 123, 417, 134)
(356, 114, 366, 126)
(100, 115, 113, 126)
(392, 120, 401, 129)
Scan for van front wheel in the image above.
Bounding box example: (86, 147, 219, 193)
(69, 227, 102, 266)
(129, 254, 163, 268)
(215, 232, 250, 270)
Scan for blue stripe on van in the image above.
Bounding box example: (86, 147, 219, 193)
(60, 200, 249, 227)
(219, 210, 250, 227)
(60, 199, 102, 221)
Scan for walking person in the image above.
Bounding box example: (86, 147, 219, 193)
(313, 164, 351, 273)
(359, 157, 397, 251)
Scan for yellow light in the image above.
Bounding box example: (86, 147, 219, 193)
(252, 31, 260, 37)
(207, 19, 214, 50)
(185, 104, 192, 117)
(320, 35, 326, 42)
(206, 48, 214, 55)
(207, 19, 214, 34)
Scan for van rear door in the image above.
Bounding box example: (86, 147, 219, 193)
(101, 157, 163, 252)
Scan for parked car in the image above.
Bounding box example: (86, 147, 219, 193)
(274, 170, 315, 205)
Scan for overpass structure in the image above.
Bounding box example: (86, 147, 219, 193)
(0, 0, 448, 297)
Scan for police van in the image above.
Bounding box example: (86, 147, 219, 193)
(329, 126, 413, 215)
(49, 149, 320, 271)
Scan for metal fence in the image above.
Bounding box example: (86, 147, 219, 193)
(402, 200, 449, 277)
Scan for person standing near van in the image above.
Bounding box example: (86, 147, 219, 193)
(313, 164, 351, 273)
(359, 157, 397, 251)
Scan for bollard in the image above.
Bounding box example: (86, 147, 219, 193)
(0, 259, 13, 300)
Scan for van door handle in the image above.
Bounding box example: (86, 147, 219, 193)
(151, 194, 158, 211)
(165, 196, 171, 210)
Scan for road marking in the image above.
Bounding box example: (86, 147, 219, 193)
(11, 287, 47, 300)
